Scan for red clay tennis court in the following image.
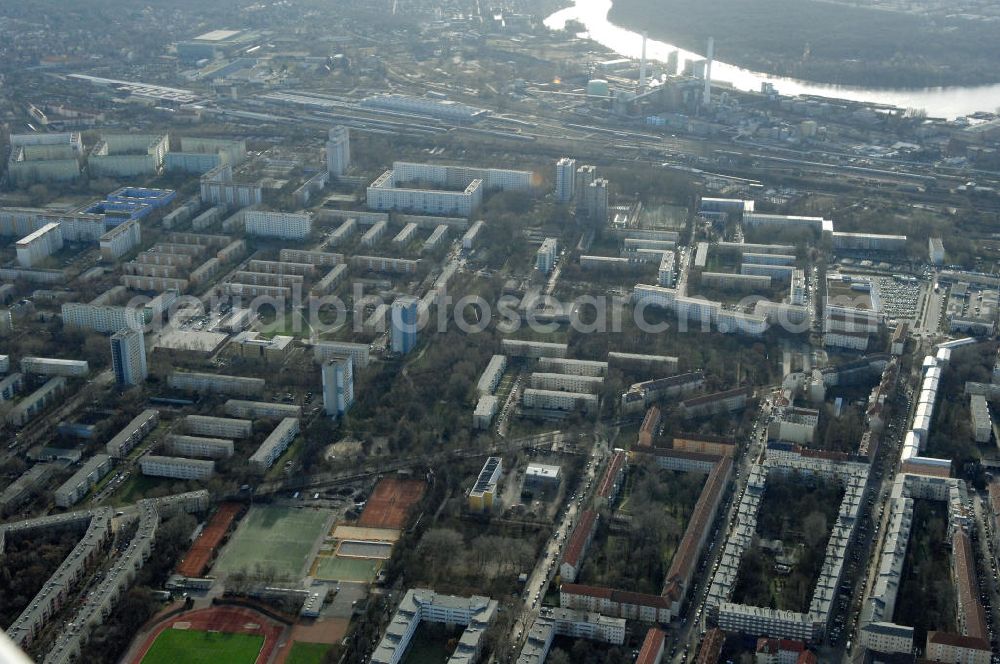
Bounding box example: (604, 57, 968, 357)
(176, 502, 243, 578)
(130, 605, 284, 664)
(357, 477, 426, 529)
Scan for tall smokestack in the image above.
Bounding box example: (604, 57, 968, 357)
(704, 37, 714, 106)
(639, 33, 648, 93)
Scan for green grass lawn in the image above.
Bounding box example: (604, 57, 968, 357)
(113, 474, 177, 506)
(213, 505, 330, 580)
(141, 629, 263, 664)
(285, 641, 332, 664)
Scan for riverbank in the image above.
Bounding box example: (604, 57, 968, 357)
(607, 0, 1000, 89)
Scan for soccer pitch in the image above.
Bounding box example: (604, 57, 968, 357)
(141, 629, 263, 664)
(213, 505, 330, 579)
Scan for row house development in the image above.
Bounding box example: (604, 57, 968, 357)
(249, 418, 299, 470)
(105, 409, 160, 458)
(140, 455, 215, 480)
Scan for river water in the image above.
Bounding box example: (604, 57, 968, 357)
(544, 0, 1000, 119)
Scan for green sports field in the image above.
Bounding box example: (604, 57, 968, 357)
(286, 642, 332, 664)
(213, 505, 330, 579)
(312, 556, 380, 583)
(141, 629, 263, 664)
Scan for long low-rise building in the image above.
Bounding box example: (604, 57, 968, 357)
(106, 409, 160, 458)
(54, 455, 113, 508)
(523, 388, 598, 413)
(20, 356, 89, 377)
(608, 352, 679, 372)
(700, 272, 771, 292)
(501, 339, 568, 358)
(530, 372, 604, 394)
(279, 248, 344, 267)
(168, 371, 265, 396)
(0, 373, 24, 402)
(224, 399, 302, 420)
(184, 415, 252, 439)
(165, 435, 234, 459)
(473, 394, 499, 430)
(536, 357, 608, 377)
(831, 232, 907, 253)
(0, 463, 54, 513)
(7, 377, 67, 427)
(140, 455, 214, 480)
(477, 354, 507, 396)
(249, 417, 299, 470)
(350, 255, 420, 274)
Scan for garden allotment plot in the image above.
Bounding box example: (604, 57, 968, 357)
(213, 505, 330, 579)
